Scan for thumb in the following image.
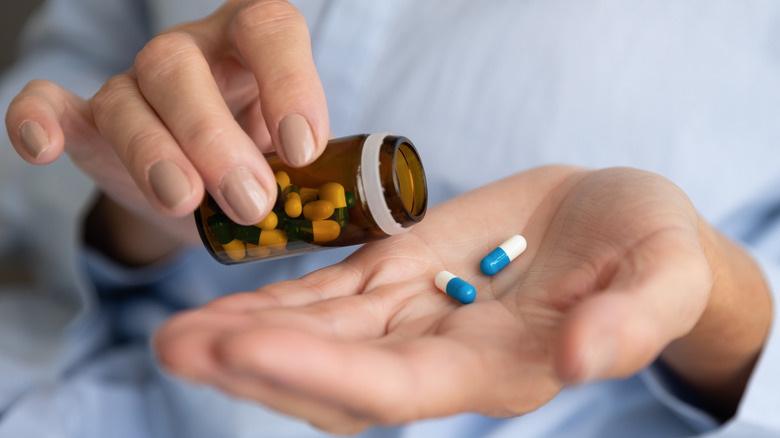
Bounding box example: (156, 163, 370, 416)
(554, 231, 711, 384)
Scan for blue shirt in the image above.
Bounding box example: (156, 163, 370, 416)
(0, 0, 779, 436)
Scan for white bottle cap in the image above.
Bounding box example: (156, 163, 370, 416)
(360, 132, 409, 236)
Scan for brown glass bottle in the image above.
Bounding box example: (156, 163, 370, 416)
(195, 133, 428, 264)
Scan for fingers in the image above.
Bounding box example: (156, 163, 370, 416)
(229, 0, 329, 167)
(155, 308, 376, 434)
(90, 73, 206, 217)
(156, 288, 557, 430)
(5, 80, 95, 164)
(204, 258, 379, 313)
(212, 315, 547, 426)
(212, 367, 373, 435)
(555, 227, 712, 384)
(85, 1, 328, 224)
(158, 319, 496, 429)
(154, 298, 394, 433)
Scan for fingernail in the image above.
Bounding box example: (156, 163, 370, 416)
(279, 113, 315, 167)
(149, 160, 192, 210)
(220, 168, 267, 224)
(19, 120, 49, 159)
(578, 336, 617, 383)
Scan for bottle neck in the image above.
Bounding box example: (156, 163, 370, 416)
(360, 133, 427, 235)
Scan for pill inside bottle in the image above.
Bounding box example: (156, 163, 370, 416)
(195, 133, 428, 264)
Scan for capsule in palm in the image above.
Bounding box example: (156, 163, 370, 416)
(434, 271, 476, 304)
(480, 235, 527, 276)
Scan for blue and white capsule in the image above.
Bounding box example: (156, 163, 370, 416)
(480, 234, 527, 276)
(434, 271, 476, 304)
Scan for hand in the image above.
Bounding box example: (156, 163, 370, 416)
(153, 166, 771, 433)
(5, 0, 329, 255)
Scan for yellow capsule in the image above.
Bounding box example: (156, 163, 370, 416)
(245, 242, 271, 258)
(258, 228, 288, 249)
(222, 239, 246, 262)
(284, 192, 302, 218)
(312, 220, 341, 242)
(319, 182, 347, 208)
(254, 211, 278, 230)
(303, 199, 336, 221)
(275, 171, 291, 190)
(286, 219, 341, 243)
(299, 187, 319, 204)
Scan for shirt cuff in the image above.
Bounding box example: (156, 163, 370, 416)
(82, 245, 200, 292)
(640, 248, 780, 436)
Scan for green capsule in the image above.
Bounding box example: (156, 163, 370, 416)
(232, 224, 261, 245)
(303, 200, 336, 221)
(275, 210, 291, 230)
(345, 191, 355, 208)
(207, 196, 223, 213)
(319, 182, 347, 208)
(328, 207, 349, 229)
(207, 213, 234, 245)
(274, 183, 283, 210)
(257, 229, 287, 249)
(283, 185, 302, 218)
(255, 211, 278, 230)
(299, 187, 319, 204)
(232, 224, 287, 249)
(222, 239, 246, 262)
(275, 171, 291, 190)
(285, 219, 341, 243)
(245, 242, 271, 258)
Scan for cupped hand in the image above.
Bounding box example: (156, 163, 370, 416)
(5, 0, 328, 245)
(153, 165, 719, 434)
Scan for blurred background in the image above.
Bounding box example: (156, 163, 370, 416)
(0, 1, 44, 285)
(1, 1, 44, 72)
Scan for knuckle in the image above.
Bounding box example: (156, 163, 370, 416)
(261, 68, 309, 96)
(180, 121, 230, 155)
(123, 130, 171, 166)
(90, 75, 137, 115)
(234, 0, 303, 38)
(134, 31, 201, 80)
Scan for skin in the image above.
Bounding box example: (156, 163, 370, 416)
(150, 166, 771, 433)
(6, 0, 329, 237)
(4, 0, 773, 434)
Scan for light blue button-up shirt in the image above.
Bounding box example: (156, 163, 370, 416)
(0, 1, 778, 437)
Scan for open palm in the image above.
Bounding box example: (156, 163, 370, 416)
(154, 165, 712, 434)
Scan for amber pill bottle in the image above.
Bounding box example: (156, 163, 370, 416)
(195, 133, 428, 264)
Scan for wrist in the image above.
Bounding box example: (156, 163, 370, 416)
(660, 217, 773, 420)
(83, 194, 186, 267)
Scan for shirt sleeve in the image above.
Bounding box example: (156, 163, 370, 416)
(640, 183, 780, 436)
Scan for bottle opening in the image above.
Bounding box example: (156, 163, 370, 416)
(394, 141, 427, 218)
